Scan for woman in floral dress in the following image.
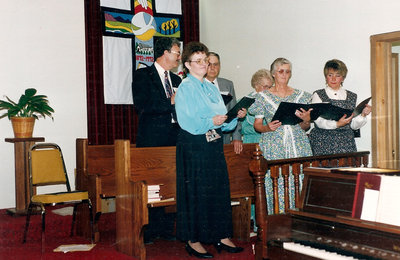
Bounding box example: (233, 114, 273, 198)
(248, 57, 313, 214)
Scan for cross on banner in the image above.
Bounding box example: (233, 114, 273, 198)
(100, 0, 183, 104)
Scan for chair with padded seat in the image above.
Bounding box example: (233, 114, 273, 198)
(22, 143, 93, 251)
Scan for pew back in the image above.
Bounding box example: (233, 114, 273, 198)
(128, 146, 176, 201)
(126, 143, 257, 201)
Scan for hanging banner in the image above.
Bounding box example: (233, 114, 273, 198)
(101, 0, 183, 104)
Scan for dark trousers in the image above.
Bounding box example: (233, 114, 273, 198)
(144, 208, 175, 240)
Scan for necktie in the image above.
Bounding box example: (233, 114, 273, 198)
(164, 71, 177, 122)
(164, 71, 173, 98)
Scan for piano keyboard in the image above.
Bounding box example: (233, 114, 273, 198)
(283, 242, 357, 260)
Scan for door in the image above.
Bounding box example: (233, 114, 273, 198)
(370, 31, 400, 169)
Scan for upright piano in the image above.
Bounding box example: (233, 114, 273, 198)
(261, 167, 400, 260)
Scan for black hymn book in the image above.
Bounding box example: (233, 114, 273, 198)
(226, 96, 255, 123)
(271, 97, 371, 125)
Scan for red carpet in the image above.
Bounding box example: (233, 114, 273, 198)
(0, 206, 255, 259)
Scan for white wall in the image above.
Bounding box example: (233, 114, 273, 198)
(200, 0, 400, 157)
(0, 1, 87, 209)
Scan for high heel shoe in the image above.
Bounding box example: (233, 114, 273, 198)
(214, 242, 244, 253)
(185, 243, 214, 258)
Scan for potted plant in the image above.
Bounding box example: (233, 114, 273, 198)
(0, 88, 54, 138)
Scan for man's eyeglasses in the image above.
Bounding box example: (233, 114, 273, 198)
(277, 69, 291, 74)
(189, 59, 209, 65)
(208, 62, 220, 67)
(170, 50, 181, 56)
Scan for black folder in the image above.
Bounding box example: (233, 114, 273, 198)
(271, 97, 371, 125)
(353, 97, 371, 116)
(271, 102, 330, 125)
(221, 93, 233, 105)
(226, 96, 255, 123)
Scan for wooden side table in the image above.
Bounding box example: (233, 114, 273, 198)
(5, 137, 45, 215)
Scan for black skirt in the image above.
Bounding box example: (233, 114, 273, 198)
(176, 128, 233, 243)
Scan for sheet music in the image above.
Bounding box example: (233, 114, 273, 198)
(360, 189, 379, 221)
(376, 175, 400, 226)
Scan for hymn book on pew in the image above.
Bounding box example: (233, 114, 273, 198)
(352, 171, 400, 226)
(271, 97, 371, 125)
(147, 184, 161, 202)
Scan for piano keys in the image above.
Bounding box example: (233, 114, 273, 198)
(283, 241, 358, 259)
(265, 167, 400, 260)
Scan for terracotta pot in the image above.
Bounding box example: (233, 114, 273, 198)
(11, 117, 35, 138)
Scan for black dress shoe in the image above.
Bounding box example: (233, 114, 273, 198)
(214, 242, 244, 253)
(185, 243, 213, 258)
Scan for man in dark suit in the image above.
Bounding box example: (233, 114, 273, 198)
(132, 37, 182, 147)
(205, 52, 244, 154)
(132, 37, 181, 243)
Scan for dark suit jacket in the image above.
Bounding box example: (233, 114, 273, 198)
(132, 64, 181, 147)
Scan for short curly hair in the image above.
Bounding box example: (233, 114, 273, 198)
(270, 57, 292, 78)
(251, 69, 273, 89)
(181, 41, 209, 76)
(323, 59, 348, 79)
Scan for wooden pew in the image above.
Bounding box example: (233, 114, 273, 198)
(248, 146, 370, 260)
(114, 139, 256, 260)
(75, 139, 116, 241)
(75, 138, 256, 245)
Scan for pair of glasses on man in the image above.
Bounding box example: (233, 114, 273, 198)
(170, 50, 181, 56)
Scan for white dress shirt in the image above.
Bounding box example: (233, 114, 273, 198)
(154, 61, 173, 97)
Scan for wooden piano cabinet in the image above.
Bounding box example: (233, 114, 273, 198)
(299, 167, 359, 216)
(5, 137, 45, 215)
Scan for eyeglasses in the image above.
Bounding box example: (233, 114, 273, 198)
(277, 69, 291, 74)
(257, 83, 272, 90)
(208, 62, 220, 67)
(261, 84, 273, 89)
(189, 59, 209, 65)
(170, 50, 181, 56)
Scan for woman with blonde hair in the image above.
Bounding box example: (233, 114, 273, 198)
(241, 69, 274, 143)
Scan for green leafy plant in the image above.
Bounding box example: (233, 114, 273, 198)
(0, 88, 54, 120)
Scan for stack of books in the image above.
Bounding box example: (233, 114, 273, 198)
(148, 185, 161, 202)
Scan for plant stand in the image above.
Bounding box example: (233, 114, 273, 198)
(5, 137, 45, 215)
